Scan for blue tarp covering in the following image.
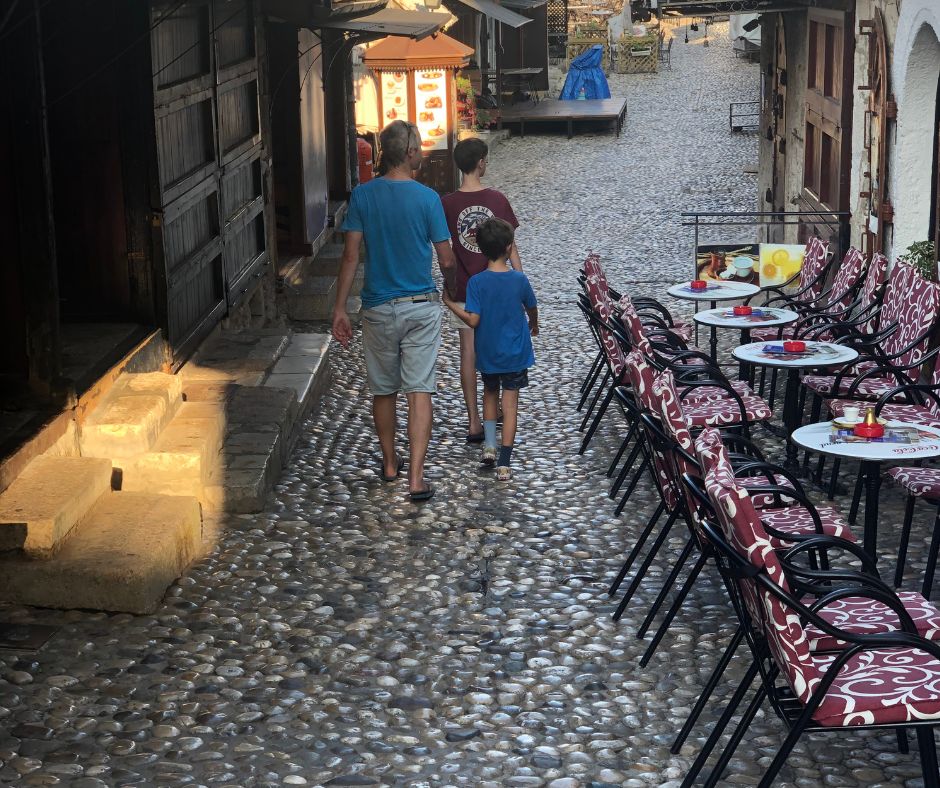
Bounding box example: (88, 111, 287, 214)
(559, 45, 611, 100)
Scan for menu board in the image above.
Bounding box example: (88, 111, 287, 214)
(413, 69, 448, 152)
(380, 71, 409, 124)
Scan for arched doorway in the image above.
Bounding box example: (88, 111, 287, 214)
(893, 19, 940, 255)
(860, 11, 894, 257)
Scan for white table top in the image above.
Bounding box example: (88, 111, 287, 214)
(732, 341, 858, 369)
(694, 307, 798, 329)
(791, 421, 940, 461)
(666, 281, 760, 303)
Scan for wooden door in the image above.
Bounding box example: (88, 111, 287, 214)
(151, 0, 268, 361)
(799, 8, 854, 255)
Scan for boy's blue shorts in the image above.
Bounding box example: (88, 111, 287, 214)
(481, 369, 529, 392)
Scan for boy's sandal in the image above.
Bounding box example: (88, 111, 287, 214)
(496, 466, 512, 481)
(466, 431, 485, 444)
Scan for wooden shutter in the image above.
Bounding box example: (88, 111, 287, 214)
(801, 9, 853, 213)
(151, 0, 269, 361)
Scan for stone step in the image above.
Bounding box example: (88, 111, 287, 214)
(80, 373, 183, 459)
(0, 491, 202, 613)
(281, 252, 363, 320)
(203, 447, 281, 514)
(119, 402, 226, 500)
(180, 330, 291, 396)
(264, 333, 332, 414)
(0, 456, 113, 558)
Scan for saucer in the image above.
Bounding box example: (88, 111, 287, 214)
(832, 417, 886, 428)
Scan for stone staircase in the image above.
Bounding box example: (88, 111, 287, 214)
(279, 241, 364, 321)
(0, 456, 201, 613)
(0, 328, 332, 613)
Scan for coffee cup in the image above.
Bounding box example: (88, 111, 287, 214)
(732, 257, 754, 277)
(842, 406, 860, 422)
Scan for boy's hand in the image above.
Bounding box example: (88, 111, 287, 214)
(441, 288, 454, 307)
(529, 322, 539, 337)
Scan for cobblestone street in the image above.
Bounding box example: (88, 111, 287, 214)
(0, 25, 931, 788)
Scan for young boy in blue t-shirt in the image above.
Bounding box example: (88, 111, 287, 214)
(443, 218, 538, 481)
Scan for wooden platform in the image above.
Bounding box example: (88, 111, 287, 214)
(499, 98, 628, 139)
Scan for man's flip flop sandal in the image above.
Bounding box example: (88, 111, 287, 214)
(409, 485, 434, 502)
(380, 455, 405, 482)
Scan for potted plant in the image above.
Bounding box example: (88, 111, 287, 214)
(901, 240, 938, 281)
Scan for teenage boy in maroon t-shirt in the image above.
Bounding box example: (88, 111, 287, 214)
(441, 138, 522, 443)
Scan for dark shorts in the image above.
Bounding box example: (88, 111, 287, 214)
(482, 369, 529, 392)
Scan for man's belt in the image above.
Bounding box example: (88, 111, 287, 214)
(386, 292, 440, 305)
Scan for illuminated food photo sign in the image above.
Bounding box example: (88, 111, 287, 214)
(413, 69, 448, 152)
(381, 71, 409, 123)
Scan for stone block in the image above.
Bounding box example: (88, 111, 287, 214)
(280, 333, 331, 358)
(264, 374, 314, 407)
(119, 403, 226, 499)
(227, 387, 297, 433)
(0, 492, 202, 614)
(81, 374, 183, 459)
(270, 355, 322, 375)
(0, 456, 112, 557)
(204, 464, 273, 514)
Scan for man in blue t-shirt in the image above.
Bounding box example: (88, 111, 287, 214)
(443, 218, 538, 482)
(333, 120, 457, 502)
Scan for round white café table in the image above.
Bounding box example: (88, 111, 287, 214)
(667, 280, 761, 350)
(666, 280, 761, 303)
(732, 341, 859, 470)
(791, 421, 940, 561)
(694, 306, 799, 369)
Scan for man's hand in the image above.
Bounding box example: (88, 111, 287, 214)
(332, 309, 353, 348)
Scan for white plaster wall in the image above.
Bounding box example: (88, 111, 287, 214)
(891, 0, 940, 255)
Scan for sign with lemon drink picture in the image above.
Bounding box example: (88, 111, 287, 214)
(759, 244, 805, 289)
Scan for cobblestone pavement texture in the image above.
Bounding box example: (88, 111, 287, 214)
(0, 24, 932, 788)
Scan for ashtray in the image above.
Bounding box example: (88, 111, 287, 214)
(690, 280, 708, 291)
(783, 341, 806, 353)
(853, 423, 885, 439)
(733, 305, 753, 316)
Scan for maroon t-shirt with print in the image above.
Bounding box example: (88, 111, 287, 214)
(440, 188, 519, 301)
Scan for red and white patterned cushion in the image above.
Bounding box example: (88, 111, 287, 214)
(886, 466, 940, 499)
(758, 503, 856, 545)
(617, 296, 655, 357)
(877, 260, 940, 368)
(810, 647, 940, 726)
(798, 236, 830, 302)
(680, 390, 772, 427)
(669, 321, 694, 344)
(801, 371, 898, 398)
(585, 275, 626, 377)
(806, 591, 940, 652)
(827, 247, 865, 310)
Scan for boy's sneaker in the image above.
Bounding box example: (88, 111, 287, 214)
(481, 446, 497, 467)
(496, 466, 512, 481)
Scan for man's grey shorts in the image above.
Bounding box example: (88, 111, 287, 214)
(361, 299, 442, 395)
